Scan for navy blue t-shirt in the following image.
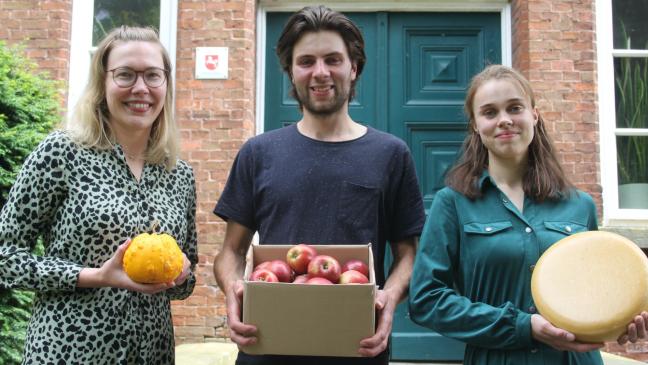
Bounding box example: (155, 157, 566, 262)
(214, 123, 425, 287)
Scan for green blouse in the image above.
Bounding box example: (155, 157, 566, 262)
(0, 131, 197, 364)
(409, 173, 603, 365)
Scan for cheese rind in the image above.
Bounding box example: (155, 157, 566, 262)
(531, 231, 648, 342)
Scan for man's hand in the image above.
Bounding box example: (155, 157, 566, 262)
(531, 314, 604, 352)
(226, 279, 258, 348)
(358, 289, 396, 357)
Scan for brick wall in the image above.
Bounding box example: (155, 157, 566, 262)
(0, 0, 72, 102)
(512, 0, 602, 214)
(171, 0, 257, 344)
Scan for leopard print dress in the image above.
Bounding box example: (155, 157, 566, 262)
(0, 131, 198, 364)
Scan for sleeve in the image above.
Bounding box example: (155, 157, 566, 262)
(408, 188, 533, 350)
(213, 140, 257, 231)
(388, 143, 425, 242)
(167, 166, 198, 300)
(0, 133, 84, 292)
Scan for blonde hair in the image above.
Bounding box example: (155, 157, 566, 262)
(66, 26, 178, 170)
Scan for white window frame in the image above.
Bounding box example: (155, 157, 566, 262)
(596, 0, 648, 225)
(255, 0, 512, 136)
(67, 0, 177, 116)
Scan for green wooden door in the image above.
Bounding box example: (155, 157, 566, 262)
(265, 11, 501, 361)
(385, 12, 501, 361)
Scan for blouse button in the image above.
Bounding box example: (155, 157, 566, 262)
(529, 306, 537, 313)
(531, 348, 538, 354)
(529, 264, 535, 273)
(485, 227, 493, 232)
(565, 225, 572, 233)
(525, 227, 532, 233)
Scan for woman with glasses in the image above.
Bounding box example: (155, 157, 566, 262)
(0, 26, 197, 364)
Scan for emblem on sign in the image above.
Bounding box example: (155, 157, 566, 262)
(195, 47, 228, 79)
(205, 55, 219, 70)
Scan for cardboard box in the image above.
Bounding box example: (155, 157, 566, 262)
(241, 243, 376, 357)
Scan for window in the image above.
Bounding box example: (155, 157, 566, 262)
(597, 0, 648, 224)
(92, 0, 161, 45)
(68, 0, 177, 115)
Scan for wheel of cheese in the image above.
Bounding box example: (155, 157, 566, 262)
(531, 231, 648, 342)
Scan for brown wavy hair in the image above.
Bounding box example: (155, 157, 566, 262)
(66, 26, 178, 170)
(276, 5, 366, 107)
(445, 65, 573, 201)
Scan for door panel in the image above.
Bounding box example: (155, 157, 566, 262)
(406, 123, 466, 209)
(389, 13, 501, 209)
(265, 11, 501, 362)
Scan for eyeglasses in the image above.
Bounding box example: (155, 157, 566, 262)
(107, 67, 168, 88)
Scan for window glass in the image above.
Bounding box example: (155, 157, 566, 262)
(93, 0, 160, 46)
(612, 0, 648, 50)
(617, 135, 648, 209)
(617, 136, 648, 186)
(614, 57, 648, 129)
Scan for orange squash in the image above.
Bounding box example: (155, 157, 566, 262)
(123, 232, 184, 284)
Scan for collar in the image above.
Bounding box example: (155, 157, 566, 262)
(477, 170, 497, 191)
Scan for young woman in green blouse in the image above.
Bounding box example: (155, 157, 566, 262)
(0, 26, 197, 364)
(408, 65, 648, 365)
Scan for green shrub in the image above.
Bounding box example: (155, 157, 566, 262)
(0, 41, 61, 365)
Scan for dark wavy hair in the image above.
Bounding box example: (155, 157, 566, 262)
(445, 65, 573, 201)
(275, 5, 366, 106)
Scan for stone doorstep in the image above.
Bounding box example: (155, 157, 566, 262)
(175, 342, 238, 365)
(175, 343, 647, 365)
(601, 352, 648, 365)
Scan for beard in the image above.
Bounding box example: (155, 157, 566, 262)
(294, 83, 350, 116)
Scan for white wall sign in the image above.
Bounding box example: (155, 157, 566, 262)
(195, 47, 228, 79)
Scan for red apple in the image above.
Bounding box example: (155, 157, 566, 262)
(307, 255, 341, 283)
(306, 277, 333, 285)
(286, 244, 317, 274)
(254, 261, 272, 271)
(255, 259, 294, 282)
(339, 269, 369, 284)
(249, 269, 278, 282)
(292, 274, 310, 284)
(341, 259, 370, 277)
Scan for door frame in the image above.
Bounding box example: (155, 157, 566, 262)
(255, 0, 512, 134)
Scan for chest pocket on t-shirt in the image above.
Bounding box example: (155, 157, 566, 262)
(336, 181, 379, 243)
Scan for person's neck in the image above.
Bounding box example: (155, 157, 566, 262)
(297, 109, 366, 142)
(487, 155, 527, 190)
(113, 126, 149, 160)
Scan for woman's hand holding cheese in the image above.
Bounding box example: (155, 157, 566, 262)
(531, 315, 604, 352)
(533, 311, 648, 350)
